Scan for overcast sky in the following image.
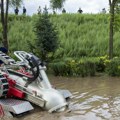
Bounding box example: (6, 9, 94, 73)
(10, 0, 109, 15)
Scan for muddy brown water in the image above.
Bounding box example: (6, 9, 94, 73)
(3, 75, 120, 120)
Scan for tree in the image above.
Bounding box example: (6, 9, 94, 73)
(108, 0, 120, 59)
(115, 4, 120, 13)
(1, 0, 9, 49)
(34, 7, 59, 61)
(50, 0, 66, 11)
(9, 0, 22, 8)
(0, 0, 22, 50)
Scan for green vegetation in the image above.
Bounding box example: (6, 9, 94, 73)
(50, 57, 97, 77)
(6, 14, 120, 76)
(34, 11, 58, 60)
(50, 56, 120, 77)
(51, 14, 109, 58)
(106, 57, 120, 76)
(8, 14, 120, 57)
(108, 0, 120, 59)
(8, 14, 119, 57)
(50, 0, 66, 10)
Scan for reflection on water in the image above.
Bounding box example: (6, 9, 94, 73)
(5, 75, 120, 120)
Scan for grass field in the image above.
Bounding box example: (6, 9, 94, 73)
(7, 14, 120, 58)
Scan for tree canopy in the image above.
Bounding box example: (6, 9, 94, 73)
(9, 0, 23, 8)
(50, 0, 66, 10)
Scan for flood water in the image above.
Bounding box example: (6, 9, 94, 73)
(4, 75, 120, 120)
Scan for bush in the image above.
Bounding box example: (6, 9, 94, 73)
(50, 61, 67, 76)
(50, 57, 97, 77)
(50, 56, 120, 77)
(76, 58, 97, 77)
(106, 57, 120, 76)
(96, 55, 109, 72)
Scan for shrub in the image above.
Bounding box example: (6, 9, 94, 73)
(96, 55, 109, 72)
(50, 56, 120, 77)
(50, 57, 97, 77)
(106, 57, 120, 76)
(50, 61, 67, 76)
(76, 58, 97, 77)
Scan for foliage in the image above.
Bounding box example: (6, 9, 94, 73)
(7, 14, 120, 58)
(0, 23, 3, 43)
(8, 15, 34, 54)
(108, 0, 120, 59)
(96, 55, 110, 72)
(114, 3, 120, 32)
(50, 0, 66, 10)
(9, 0, 23, 8)
(51, 14, 110, 58)
(106, 57, 120, 76)
(4, 13, 120, 77)
(114, 13, 120, 32)
(34, 13, 59, 60)
(50, 57, 98, 77)
(50, 56, 120, 77)
(115, 4, 120, 14)
(0, 0, 23, 50)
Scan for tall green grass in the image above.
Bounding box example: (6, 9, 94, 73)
(8, 15, 35, 52)
(7, 14, 120, 58)
(51, 14, 109, 58)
